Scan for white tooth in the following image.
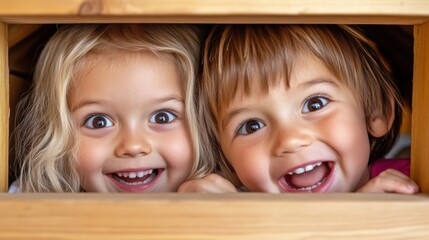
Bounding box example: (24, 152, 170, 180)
(123, 173, 129, 177)
(143, 172, 156, 184)
(128, 172, 136, 178)
(137, 172, 144, 178)
(288, 172, 293, 175)
(316, 162, 322, 166)
(304, 164, 314, 172)
(293, 167, 305, 174)
(145, 169, 153, 175)
(117, 173, 123, 177)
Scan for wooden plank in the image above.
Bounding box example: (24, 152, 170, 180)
(0, 0, 428, 24)
(0, 23, 7, 193)
(412, 22, 429, 193)
(2, 15, 429, 25)
(0, 193, 428, 239)
(0, 0, 428, 15)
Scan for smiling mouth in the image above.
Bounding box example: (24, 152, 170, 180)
(112, 169, 160, 186)
(284, 162, 333, 191)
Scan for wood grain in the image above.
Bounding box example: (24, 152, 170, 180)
(0, 23, 7, 193)
(0, 193, 429, 239)
(412, 22, 429, 193)
(0, 0, 428, 24)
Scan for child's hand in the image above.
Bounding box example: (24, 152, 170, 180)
(178, 174, 238, 193)
(357, 169, 419, 194)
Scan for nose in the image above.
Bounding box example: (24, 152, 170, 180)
(115, 126, 151, 158)
(273, 123, 313, 156)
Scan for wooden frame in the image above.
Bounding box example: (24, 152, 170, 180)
(1, 193, 429, 239)
(1, 1, 429, 239)
(0, 22, 8, 194)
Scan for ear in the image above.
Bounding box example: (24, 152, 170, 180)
(368, 96, 395, 138)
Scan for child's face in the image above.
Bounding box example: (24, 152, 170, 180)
(69, 52, 193, 192)
(218, 54, 386, 192)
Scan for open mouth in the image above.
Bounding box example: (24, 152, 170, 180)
(281, 161, 334, 192)
(111, 169, 160, 186)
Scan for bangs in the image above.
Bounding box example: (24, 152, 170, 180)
(206, 25, 303, 116)
(203, 25, 398, 128)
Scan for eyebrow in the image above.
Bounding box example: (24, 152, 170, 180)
(70, 95, 184, 113)
(220, 107, 249, 130)
(70, 100, 99, 113)
(296, 78, 340, 89)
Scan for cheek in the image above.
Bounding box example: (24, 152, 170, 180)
(77, 137, 106, 176)
(226, 140, 269, 189)
(321, 105, 370, 154)
(329, 121, 370, 165)
(322, 108, 371, 186)
(157, 128, 194, 173)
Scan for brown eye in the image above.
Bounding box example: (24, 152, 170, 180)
(302, 96, 329, 113)
(237, 119, 266, 135)
(149, 111, 176, 124)
(85, 114, 113, 129)
(155, 112, 169, 123)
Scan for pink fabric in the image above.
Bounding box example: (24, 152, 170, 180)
(370, 158, 410, 179)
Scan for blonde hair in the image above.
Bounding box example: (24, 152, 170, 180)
(198, 25, 403, 187)
(15, 24, 211, 192)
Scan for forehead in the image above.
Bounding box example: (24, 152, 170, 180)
(73, 50, 180, 87)
(218, 51, 341, 112)
(68, 51, 181, 105)
(288, 51, 342, 88)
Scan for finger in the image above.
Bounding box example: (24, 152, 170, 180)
(177, 174, 238, 193)
(357, 173, 419, 194)
(381, 168, 412, 181)
(205, 174, 237, 191)
(378, 169, 419, 192)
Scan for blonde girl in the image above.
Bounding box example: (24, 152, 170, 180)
(13, 24, 213, 192)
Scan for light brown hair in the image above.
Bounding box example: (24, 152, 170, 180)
(198, 25, 402, 187)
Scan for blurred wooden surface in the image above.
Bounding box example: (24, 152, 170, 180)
(412, 22, 429, 193)
(0, 23, 7, 193)
(0, 0, 428, 24)
(1, 193, 429, 239)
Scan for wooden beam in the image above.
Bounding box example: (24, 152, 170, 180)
(0, 0, 428, 24)
(412, 22, 429, 193)
(0, 23, 8, 193)
(0, 193, 429, 239)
